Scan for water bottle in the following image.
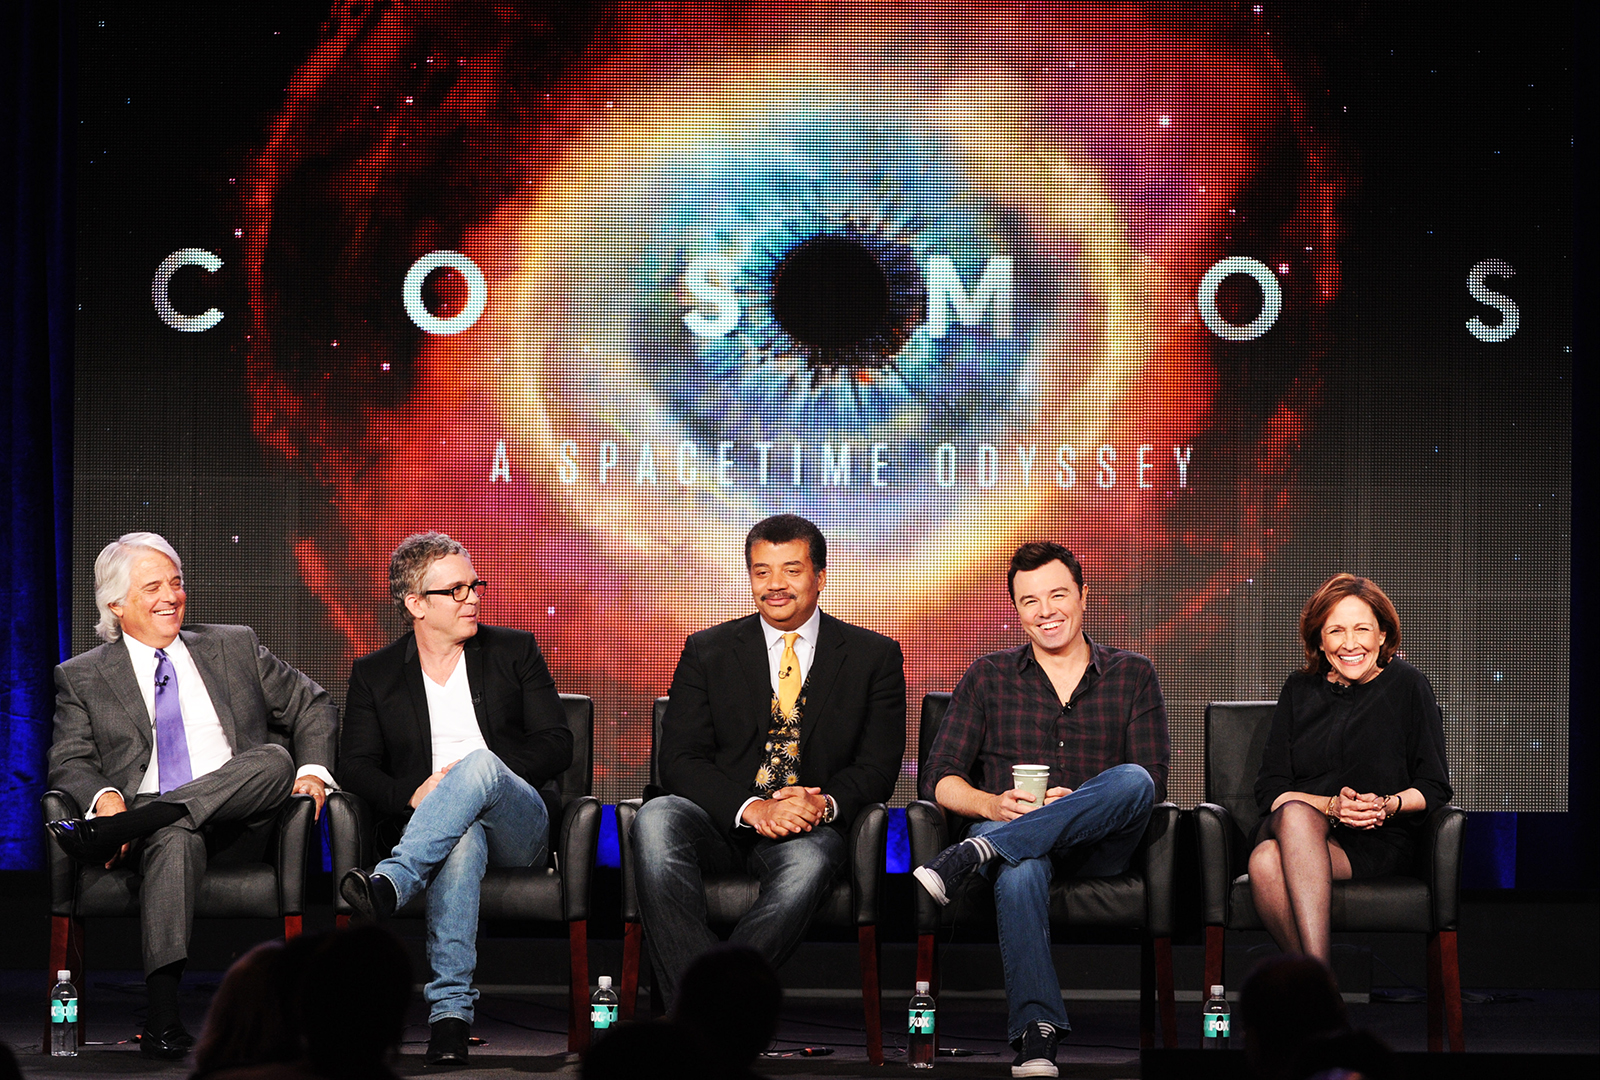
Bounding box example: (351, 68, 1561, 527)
(51, 970, 79, 1057)
(590, 975, 619, 1040)
(1202, 984, 1230, 1049)
(907, 980, 935, 1068)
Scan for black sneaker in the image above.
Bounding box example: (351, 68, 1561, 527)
(913, 839, 985, 906)
(1011, 1021, 1059, 1078)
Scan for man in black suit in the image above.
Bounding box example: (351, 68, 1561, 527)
(337, 532, 572, 1066)
(46, 532, 336, 1058)
(633, 514, 906, 1006)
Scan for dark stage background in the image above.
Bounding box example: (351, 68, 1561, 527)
(4, 1, 1587, 886)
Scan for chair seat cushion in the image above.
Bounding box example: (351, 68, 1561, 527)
(1227, 873, 1432, 933)
(391, 866, 566, 921)
(937, 870, 1147, 929)
(75, 865, 280, 919)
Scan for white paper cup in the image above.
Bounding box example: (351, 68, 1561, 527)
(1012, 764, 1051, 807)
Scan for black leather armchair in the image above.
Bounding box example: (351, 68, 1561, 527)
(615, 697, 889, 1064)
(906, 692, 1179, 1048)
(42, 787, 316, 1039)
(327, 693, 602, 1052)
(1194, 701, 1467, 1052)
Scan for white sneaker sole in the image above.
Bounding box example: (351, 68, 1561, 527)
(912, 865, 951, 906)
(1012, 1059, 1058, 1078)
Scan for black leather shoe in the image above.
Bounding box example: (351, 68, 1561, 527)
(139, 1022, 195, 1060)
(339, 868, 397, 922)
(46, 818, 121, 866)
(424, 1017, 471, 1066)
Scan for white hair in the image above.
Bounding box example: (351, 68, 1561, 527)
(94, 532, 183, 642)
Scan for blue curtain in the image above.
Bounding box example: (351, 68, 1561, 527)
(1, 0, 73, 870)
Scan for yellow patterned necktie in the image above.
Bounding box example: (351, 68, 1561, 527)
(778, 632, 801, 718)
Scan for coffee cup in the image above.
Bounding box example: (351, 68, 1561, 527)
(1012, 764, 1051, 808)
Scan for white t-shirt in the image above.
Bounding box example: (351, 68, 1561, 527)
(424, 652, 488, 772)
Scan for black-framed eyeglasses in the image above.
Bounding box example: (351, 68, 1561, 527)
(421, 580, 488, 602)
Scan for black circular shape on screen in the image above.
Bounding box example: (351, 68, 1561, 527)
(772, 235, 893, 354)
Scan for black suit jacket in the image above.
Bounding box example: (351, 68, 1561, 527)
(660, 612, 906, 837)
(337, 625, 573, 825)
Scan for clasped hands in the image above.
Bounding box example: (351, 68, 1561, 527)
(1325, 786, 1390, 830)
(742, 786, 829, 838)
(988, 786, 1073, 822)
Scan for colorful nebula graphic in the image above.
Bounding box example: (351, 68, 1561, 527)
(244, 1, 1340, 778)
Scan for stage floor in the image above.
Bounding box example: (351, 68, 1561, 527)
(3, 973, 1595, 1078)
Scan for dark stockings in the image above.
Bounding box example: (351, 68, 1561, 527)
(1247, 799, 1352, 966)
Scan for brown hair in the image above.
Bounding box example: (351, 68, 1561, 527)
(1299, 573, 1402, 675)
(1007, 541, 1084, 601)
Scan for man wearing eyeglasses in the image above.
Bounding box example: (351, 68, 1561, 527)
(336, 531, 572, 1066)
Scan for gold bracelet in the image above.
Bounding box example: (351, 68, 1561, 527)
(1325, 796, 1339, 826)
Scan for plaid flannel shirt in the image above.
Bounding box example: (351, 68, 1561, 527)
(921, 635, 1170, 804)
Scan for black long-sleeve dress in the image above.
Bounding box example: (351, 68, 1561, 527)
(1254, 658, 1453, 878)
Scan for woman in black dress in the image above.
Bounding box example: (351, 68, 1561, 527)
(1249, 574, 1452, 964)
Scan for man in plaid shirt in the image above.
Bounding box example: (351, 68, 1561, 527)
(915, 542, 1170, 1078)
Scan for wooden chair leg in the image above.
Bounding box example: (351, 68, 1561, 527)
(1204, 925, 1225, 993)
(620, 921, 642, 1021)
(1139, 935, 1155, 1049)
(858, 925, 883, 1066)
(1429, 930, 1464, 1052)
(915, 932, 936, 989)
(1154, 935, 1176, 1048)
(568, 920, 590, 1053)
(1427, 932, 1448, 1052)
(283, 915, 303, 940)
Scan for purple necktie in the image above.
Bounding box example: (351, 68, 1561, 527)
(153, 649, 193, 792)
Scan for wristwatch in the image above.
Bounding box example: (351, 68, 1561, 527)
(822, 794, 837, 824)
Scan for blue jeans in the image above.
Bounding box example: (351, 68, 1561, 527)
(373, 749, 550, 1024)
(965, 763, 1155, 1043)
(632, 794, 846, 1008)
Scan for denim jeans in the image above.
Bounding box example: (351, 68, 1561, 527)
(632, 794, 846, 1008)
(373, 748, 550, 1024)
(965, 763, 1155, 1042)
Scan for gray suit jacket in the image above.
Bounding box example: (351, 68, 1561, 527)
(47, 623, 337, 813)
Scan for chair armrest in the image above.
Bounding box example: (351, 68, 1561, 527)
(848, 803, 888, 926)
(1193, 802, 1237, 927)
(40, 790, 83, 917)
(616, 799, 643, 923)
(1420, 804, 1467, 931)
(275, 794, 317, 916)
(1139, 803, 1179, 937)
(325, 789, 374, 916)
(906, 799, 950, 934)
(559, 795, 602, 922)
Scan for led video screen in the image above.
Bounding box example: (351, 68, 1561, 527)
(74, 1, 1571, 810)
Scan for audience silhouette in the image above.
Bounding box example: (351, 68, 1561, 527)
(191, 925, 411, 1080)
(1239, 954, 1395, 1080)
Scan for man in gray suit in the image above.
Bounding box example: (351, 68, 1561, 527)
(45, 532, 336, 1059)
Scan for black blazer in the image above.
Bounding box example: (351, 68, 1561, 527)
(337, 625, 573, 824)
(659, 612, 906, 837)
